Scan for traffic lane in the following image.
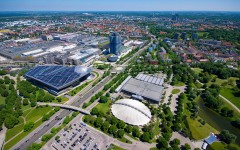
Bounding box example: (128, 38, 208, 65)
(16, 110, 71, 150)
(15, 76, 111, 150)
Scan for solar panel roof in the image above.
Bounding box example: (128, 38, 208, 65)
(26, 65, 92, 90)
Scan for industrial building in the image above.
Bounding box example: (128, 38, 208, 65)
(111, 99, 151, 126)
(67, 48, 99, 65)
(25, 65, 92, 95)
(115, 73, 165, 103)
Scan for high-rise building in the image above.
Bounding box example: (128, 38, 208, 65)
(172, 14, 179, 21)
(192, 33, 199, 41)
(181, 32, 187, 40)
(109, 32, 122, 55)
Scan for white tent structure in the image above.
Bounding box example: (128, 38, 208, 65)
(111, 99, 151, 126)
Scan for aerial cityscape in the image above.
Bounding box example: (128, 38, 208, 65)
(0, 0, 240, 150)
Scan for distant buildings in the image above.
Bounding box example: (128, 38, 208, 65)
(109, 32, 122, 55)
(172, 14, 179, 21)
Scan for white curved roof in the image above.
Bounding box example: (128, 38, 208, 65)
(111, 99, 151, 126)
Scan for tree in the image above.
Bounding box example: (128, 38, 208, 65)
(170, 138, 180, 146)
(91, 107, 99, 116)
(219, 130, 237, 144)
(125, 125, 133, 133)
(0, 69, 7, 75)
(24, 122, 34, 132)
(55, 135, 60, 141)
(100, 96, 108, 103)
(23, 99, 29, 106)
(220, 107, 234, 118)
(157, 137, 168, 149)
(111, 117, 118, 125)
(31, 100, 37, 107)
(141, 132, 151, 142)
(132, 126, 141, 138)
(109, 125, 117, 135)
(117, 120, 125, 129)
(1, 90, 8, 97)
(4, 115, 19, 129)
(94, 117, 103, 128)
(181, 143, 191, 150)
(101, 121, 110, 132)
(56, 97, 62, 102)
(231, 119, 240, 129)
(117, 129, 125, 138)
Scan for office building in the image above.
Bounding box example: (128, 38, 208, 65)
(109, 32, 122, 55)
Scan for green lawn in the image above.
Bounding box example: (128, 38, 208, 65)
(4, 120, 43, 150)
(172, 89, 180, 94)
(207, 142, 227, 150)
(5, 117, 24, 141)
(22, 105, 31, 111)
(219, 97, 240, 119)
(23, 108, 32, 117)
(184, 96, 219, 140)
(25, 106, 53, 123)
(191, 68, 203, 75)
(208, 77, 238, 88)
(117, 137, 132, 144)
(174, 82, 185, 86)
(220, 88, 240, 109)
(0, 95, 5, 105)
(186, 117, 218, 140)
(94, 100, 111, 114)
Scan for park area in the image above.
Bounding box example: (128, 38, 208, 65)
(4, 106, 54, 150)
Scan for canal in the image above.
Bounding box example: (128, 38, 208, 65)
(198, 99, 240, 145)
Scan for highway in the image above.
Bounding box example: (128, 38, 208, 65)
(13, 75, 111, 150)
(13, 39, 152, 150)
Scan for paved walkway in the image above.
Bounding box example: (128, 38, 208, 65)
(219, 95, 240, 113)
(171, 132, 203, 149)
(0, 126, 7, 150)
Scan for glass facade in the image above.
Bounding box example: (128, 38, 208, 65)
(109, 32, 122, 55)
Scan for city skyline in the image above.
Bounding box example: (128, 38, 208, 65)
(1, 0, 240, 11)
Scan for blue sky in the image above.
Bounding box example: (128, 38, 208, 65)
(1, 0, 240, 11)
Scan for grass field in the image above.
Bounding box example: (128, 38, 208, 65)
(4, 120, 42, 150)
(220, 88, 240, 109)
(207, 77, 238, 88)
(5, 117, 24, 141)
(0, 95, 5, 105)
(174, 82, 185, 86)
(187, 117, 218, 140)
(191, 68, 203, 75)
(183, 96, 219, 140)
(94, 100, 111, 114)
(4, 106, 53, 150)
(207, 142, 226, 150)
(25, 106, 52, 123)
(172, 89, 180, 94)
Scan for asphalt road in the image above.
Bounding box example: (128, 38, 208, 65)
(14, 76, 111, 150)
(13, 40, 152, 150)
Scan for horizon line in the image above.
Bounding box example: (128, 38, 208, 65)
(0, 10, 240, 12)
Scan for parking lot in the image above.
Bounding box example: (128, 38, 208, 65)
(51, 122, 104, 150)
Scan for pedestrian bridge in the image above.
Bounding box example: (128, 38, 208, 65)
(37, 102, 90, 115)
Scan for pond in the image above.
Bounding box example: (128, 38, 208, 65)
(198, 99, 240, 145)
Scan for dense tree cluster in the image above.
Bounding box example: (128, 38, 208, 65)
(207, 28, 240, 43)
(202, 84, 222, 110)
(193, 63, 240, 79)
(172, 64, 198, 85)
(219, 130, 237, 144)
